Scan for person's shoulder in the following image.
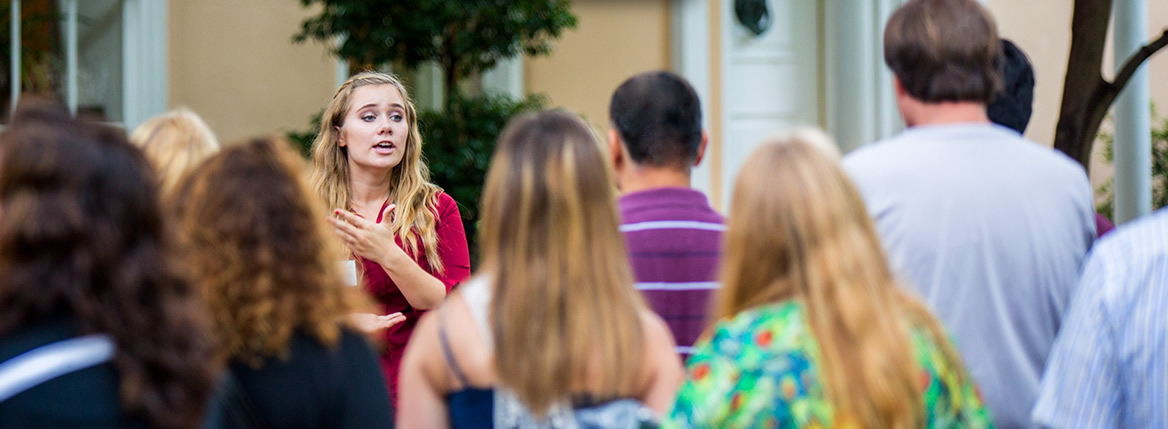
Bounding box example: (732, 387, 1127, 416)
(431, 190, 463, 217)
(639, 309, 674, 345)
(703, 302, 810, 362)
(1092, 210, 1168, 263)
(431, 190, 456, 210)
(336, 328, 378, 356)
(843, 133, 912, 166)
(1012, 135, 1085, 176)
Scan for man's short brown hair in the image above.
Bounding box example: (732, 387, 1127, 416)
(884, 0, 1001, 104)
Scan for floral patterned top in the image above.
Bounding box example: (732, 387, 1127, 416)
(664, 301, 992, 428)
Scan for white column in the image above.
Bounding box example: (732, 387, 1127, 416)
(334, 36, 349, 88)
(481, 57, 524, 99)
(122, 0, 168, 130)
(1113, 0, 1152, 223)
(10, 0, 20, 118)
(874, 0, 904, 139)
(670, 0, 712, 197)
(825, 1, 877, 152)
(65, 0, 78, 115)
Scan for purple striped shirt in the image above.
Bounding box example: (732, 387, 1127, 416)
(618, 187, 724, 355)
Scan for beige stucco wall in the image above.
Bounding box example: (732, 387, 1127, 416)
(524, 0, 671, 132)
(169, 0, 337, 143)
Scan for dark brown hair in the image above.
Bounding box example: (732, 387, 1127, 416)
(170, 137, 367, 367)
(883, 0, 1001, 103)
(0, 100, 218, 429)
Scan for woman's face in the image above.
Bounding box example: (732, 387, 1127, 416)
(337, 84, 410, 175)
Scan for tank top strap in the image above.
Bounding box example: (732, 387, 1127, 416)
(438, 305, 471, 389)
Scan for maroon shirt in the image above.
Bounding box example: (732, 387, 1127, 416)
(618, 187, 724, 357)
(357, 192, 470, 408)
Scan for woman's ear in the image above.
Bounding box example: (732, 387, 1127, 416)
(335, 126, 346, 147)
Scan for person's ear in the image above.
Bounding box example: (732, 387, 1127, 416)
(608, 128, 624, 171)
(694, 130, 709, 167)
(335, 125, 346, 147)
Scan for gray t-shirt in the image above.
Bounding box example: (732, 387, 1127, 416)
(843, 123, 1095, 429)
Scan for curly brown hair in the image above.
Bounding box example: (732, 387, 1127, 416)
(170, 136, 367, 367)
(0, 101, 219, 429)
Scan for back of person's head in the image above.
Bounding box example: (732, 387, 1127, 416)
(479, 110, 646, 414)
(987, 39, 1035, 133)
(884, 0, 1001, 104)
(130, 107, 220, 197)
(0, 100, 216, 429)
(169, 137, 365, 367)
(609, 71, 703, 169)
(719, 128, 966, 427)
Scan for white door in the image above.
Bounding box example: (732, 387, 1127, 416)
(719, 0, 820, 210)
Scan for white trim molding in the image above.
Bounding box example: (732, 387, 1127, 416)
(122, 0, 168, 130)
(1112, 0, 1152, 223)
(824, 0, 904, 152)
(670, 0, 713, 198)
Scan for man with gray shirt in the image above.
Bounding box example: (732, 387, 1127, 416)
(843, 1, 1095, 427)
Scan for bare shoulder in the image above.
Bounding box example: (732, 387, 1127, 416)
(638, 309, 681, 368)
(639, 310, 674, 344)
(636, 309, 684, 412)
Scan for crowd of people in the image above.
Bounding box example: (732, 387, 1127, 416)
(0, 0, 1164, 427)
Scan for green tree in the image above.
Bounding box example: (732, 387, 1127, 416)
(293, 0, 575, 104)
(291, 0, 576, 263)
(1095, 104, 1168, 220)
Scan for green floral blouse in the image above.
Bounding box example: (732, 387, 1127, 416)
(664, 301, 992, 428)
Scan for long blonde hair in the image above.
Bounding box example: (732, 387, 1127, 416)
(309, 72, 443, 272)
(717, 129, 966, 428)
(129, 107, 220, 197)
(479, 110, 646, 414)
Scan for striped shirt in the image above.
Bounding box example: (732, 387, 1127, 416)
(1033, 208, 1168, 428)
(619, 187, 724, 356)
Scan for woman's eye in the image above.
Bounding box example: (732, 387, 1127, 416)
(362, 114, 376, 122)
(390, 114, 403, 122)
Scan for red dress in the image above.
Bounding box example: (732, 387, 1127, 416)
(358, 192, 470, 408)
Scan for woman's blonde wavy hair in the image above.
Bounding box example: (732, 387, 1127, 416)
(717, 128, 968, 428)
(309, 72, 443, 273)
(129, 107, 220, 198)
(170, 137, 368, 367)
(479, 110, 646, 415)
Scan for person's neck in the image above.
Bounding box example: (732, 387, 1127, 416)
(619, 166, 691, 194)
(348, 164, 392, 207)
(907, 101, 991, 127)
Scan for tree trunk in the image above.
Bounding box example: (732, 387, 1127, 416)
(1055, 0, 1168, 174)
(1053, 0, 1112, 173)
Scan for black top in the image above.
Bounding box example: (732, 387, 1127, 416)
(0, 317, 146, 428)
(229, 329, 393, 429)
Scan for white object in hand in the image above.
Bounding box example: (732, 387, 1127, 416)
(341, 260, 358, 286)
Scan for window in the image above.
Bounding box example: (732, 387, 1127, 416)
(3, 0, 165, 128)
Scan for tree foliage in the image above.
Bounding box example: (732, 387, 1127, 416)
(293, 0, 576, 98)
(421, 93, 545, 262)
(1096, 105, 1168, 219)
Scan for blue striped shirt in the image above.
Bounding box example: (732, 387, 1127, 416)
(1033, 209, 1168, 428)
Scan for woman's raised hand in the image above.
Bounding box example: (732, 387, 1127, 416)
(328, 204, 407, 267)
